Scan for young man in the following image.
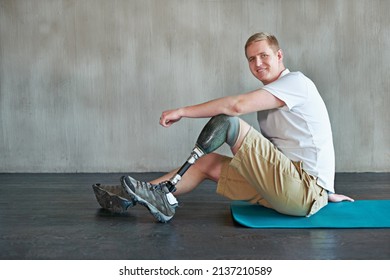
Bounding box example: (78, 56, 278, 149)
(93, 32, 353, 223)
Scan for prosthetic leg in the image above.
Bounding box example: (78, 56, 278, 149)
(163, 114, 240, 192)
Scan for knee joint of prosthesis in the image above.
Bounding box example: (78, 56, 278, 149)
(166, 115, 240, 192)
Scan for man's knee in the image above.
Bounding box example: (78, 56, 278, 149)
(196, 114, 240, 154)
(194, 153, 226, 181)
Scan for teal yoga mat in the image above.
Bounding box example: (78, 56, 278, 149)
(230, 200, 390, 228)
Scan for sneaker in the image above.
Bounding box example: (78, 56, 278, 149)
(120, 176, 178, 223)
(92, 183, 136, 213)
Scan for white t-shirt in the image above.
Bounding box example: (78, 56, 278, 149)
(258, 69, 335, 192)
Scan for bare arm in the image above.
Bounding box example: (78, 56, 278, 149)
(159, 89, 284, 127)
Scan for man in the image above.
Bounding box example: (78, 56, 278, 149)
(93, 32, 353, 223)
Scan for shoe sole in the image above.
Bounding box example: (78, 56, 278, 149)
(120, 176, 174, 223)
(92, 184, 135, 213)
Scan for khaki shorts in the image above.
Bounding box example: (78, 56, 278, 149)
(217, 127, 328, 217)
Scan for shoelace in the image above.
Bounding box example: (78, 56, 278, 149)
(156, 182, 170, 193)
(138, 181, 167, 192)
(137, 180, 178, 208)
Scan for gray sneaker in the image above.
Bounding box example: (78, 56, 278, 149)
(120, 176, 178, 223)
(92, 183, 136, 213)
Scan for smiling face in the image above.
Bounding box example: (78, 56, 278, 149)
(245, 39, 284, 85)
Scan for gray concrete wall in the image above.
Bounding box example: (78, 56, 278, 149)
(0, 0, 389, 173)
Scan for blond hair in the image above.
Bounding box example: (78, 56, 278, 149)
(245, 32, 280, 56)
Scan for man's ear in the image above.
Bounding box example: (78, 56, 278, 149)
(277, 49, 283, 61)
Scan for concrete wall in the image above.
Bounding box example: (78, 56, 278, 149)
(0, 0, 389, 173)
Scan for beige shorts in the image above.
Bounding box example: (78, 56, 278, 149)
(216, 127, 328, 217)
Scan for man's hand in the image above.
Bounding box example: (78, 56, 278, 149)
(159, 108, 183, 127)
(328, 193, 355, 203)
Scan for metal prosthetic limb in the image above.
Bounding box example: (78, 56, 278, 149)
(163, 115, 240, 192)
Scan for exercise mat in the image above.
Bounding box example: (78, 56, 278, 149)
(230, 200, 390, 228)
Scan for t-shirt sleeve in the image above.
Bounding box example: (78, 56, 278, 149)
(262, 72, 308, 110)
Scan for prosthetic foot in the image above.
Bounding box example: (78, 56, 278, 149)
(121, 176, 178, 223)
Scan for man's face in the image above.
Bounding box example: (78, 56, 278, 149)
(246, 40, 283, 85)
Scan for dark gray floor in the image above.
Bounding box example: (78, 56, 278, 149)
(0, 172, 389, 260)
